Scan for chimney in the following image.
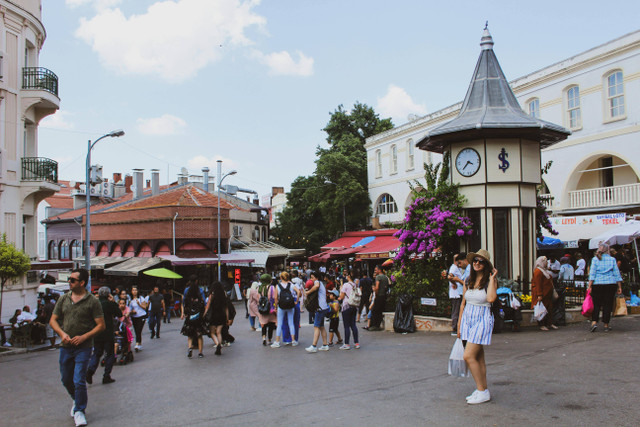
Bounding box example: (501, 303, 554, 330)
(133, 169, 144, 200)
(272, 186, 284, 196)
(146, 179, 151, 188)
(151, 169, 160, 195)
(253, 196, 259, 205)
(113, 173, 122, 184)
(124, 174, 133, 193)
(202, 167, 210, 192)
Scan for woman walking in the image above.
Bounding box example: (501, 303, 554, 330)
(531, 256, 557, 331)
(305, 271, 331, 353)
(338, 273, 360, 350)
(588, 243, 623, 332)
(204, 282, 229, 356)
(129, 286, 148, 352)
(247, 280, 260, 331)
(181, 281, 206, 358)
(271, 272, 298, 348)
(252, 274, 276, 346)
(457, 249, 498, 405)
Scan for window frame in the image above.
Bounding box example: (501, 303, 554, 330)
(406, 139, 415, 171)
(604, 70, 625, 122)
(390, 144, 398, 174)
(565, 85, 582, 130)
(375, 149, 382, 178)
(376, 193, 398, 215)
(527, 98, 540, 118)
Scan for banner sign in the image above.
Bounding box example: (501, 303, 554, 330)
(549, 212, 625, 228)
(420, 298, 437, 306)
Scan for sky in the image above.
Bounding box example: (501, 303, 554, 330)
(37, 0, 640, 200)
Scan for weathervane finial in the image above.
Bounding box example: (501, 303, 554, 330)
(484, 21, 488, 30)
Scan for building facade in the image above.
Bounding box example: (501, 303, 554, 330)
(1, 0, 59, 321)
(366, 30, 640, 244)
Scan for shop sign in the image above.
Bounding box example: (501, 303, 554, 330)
(234, 268, 241, 284)
(420, 298, 437, 306)
(358, 253, 389, 259)
(549, 212, 625, 227)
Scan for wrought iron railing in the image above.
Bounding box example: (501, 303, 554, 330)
(22, 67, 58, 96)
(21, 157, 58, 184)
(568, 183, 640, 209)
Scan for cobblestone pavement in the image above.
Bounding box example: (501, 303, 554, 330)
(1, 306, 639, 426)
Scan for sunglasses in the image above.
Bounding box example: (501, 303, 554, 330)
(473, 258, 486, 264)
(68, 277, 80, 284)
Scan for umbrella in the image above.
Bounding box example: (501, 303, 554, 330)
(143, 268, 182, 279)
(382, 258, 394, 267)
(588, 220, 640, 249)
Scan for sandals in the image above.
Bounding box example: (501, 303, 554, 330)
(540, 326, 549, 331)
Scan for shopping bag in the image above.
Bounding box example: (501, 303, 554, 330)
(581, 289, 594, 318)
(511, 296, 521, 310)
(447, 338, 469, 377)
(533, 301, 548, 321)
(614, 296, 628, 316)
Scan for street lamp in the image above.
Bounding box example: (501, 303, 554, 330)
(217, 160, 237, 281)
(324, 180, 346, 233)
(85, 129, 125, 290)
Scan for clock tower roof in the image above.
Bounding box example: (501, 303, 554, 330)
(417, 25, 570, 153)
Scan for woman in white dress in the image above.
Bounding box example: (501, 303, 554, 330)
(457, 249, 498, 405)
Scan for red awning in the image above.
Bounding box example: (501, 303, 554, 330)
(356, 236, 400, 259)
(321, 236, 364, 251)
(329, 247, 361, 256)
(309, 250, 334, 263)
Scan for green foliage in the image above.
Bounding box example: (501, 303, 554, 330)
(536, 160, 558, 239)
(0, 234, 31, 321)
(271, 103, 393, 253)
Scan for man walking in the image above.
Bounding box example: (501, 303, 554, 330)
(369, 265, 389, 331)
(148, 285, 165, 339)
(50, 268, 105, 426)
(86, 287, 122, 385)
(447, 253, 469, 336)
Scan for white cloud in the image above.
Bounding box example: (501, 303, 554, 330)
(377, 84, 428, 124)
(66, 0, 122, 10)
(252, 50, 314, 76)
(137, 114, 187, 135)
(74, 0, 267, 83)
(40, 111, 75, 130)
(187, 155, 239, 172)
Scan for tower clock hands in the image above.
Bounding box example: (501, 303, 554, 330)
(463, 160, 472, 170)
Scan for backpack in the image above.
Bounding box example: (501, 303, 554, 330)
(347, 284, 362, 307)
(258, 288, 271, 315)
(304, 282, 320, 313)
(278, 283, 295, 309)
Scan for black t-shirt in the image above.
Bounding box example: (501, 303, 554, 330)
(359, 277, 373, 297)
(149, 293, 164, 313)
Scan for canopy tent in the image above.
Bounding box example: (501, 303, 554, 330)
(536, 236, 564, 250)
(159, 253, 255, 266)
(73, 256, 128, 269)
(589, 220, 640, 249)
(104, 257, 163, 276)
(228, 251, 269, 268)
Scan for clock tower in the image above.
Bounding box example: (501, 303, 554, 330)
(417, 27, 570, 282)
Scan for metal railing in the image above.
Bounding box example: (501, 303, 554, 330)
(539, 194, 553, 209)
(568, 183, 640, 209)
(22, 67, 58, 96)
(21, 157, 58, 184)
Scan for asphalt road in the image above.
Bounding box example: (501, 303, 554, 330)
(1, 306, 639, 426)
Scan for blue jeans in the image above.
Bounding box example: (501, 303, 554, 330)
(87, 340, 115, 379)
(276, 307, 295, 340)
(148, 312, 162, 335)
(283, 303, 301, 343)
(342, 306, 359, 344)
(59, 346, 92, 414)
(314, 308, 330, 328)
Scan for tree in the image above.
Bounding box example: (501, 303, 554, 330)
(0, 234, 31, 322)
(536, 161, 558, 239)
(271, 102, 393, 253)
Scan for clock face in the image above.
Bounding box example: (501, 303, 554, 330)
(455, 148, 481, 177)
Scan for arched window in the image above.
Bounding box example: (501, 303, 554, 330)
(527, 98, 540, 118)
(406, 139, 415, 170)
(70, 240, 82, 259)
(390, 145, 398, 174)
(605, 70, 625, 119)
(375, 149, 382, 178)
(376, 194, 398, 215)
(566, 86, 581, 129)
(59, 241, 69, 260)
(48, 241, 58, 260)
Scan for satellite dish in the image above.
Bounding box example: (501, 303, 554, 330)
(180, 167, 188, 175)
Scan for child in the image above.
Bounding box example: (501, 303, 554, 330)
(364, 292, 375, 330)
(328, 290, 343, 346)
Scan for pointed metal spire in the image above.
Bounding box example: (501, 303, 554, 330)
(417, 26, 570, 153)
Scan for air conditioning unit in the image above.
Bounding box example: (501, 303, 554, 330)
(101, 181, 113, 197)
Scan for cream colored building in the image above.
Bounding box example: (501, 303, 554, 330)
(367, 30, 640, 246)
(1, 0, 60, 322)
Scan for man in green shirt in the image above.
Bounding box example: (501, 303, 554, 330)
(369, 265, 389, 331)
(50, 268, 105, 427)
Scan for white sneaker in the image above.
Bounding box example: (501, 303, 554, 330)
(291, 341, 299, 346)
(467, 389, 490, 404)
(465, 390, 479, 401)
(284, 341, 291, 346)
(339, 344, 351, 350)
(270, 342, 281, 348)
(74, 411, 87, 426)
(70, 404, 75, 417)
(2, 341, 11, 347)
(318, 345, 329, 351)
(305, 345, 318, 353)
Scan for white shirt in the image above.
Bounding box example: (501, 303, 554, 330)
(130, 296, 148, 318)
(575, 259, 586, 275)
(548, 260, 561, 279)
(448, 264, 464, 299)
(17, 311, 36, 323)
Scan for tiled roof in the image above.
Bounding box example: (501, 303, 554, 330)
(106, 185, 236, 212)
(46, 196, 75, 209)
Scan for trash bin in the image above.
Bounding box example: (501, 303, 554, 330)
(393, 293, 416, 333)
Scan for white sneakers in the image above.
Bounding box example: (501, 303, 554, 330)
(318, 345, 329, 351)
(74, 411, 87, 426)
(291, 341, 299, 346)
(270, 342, 281, 348)
(339, 344, 351, 350)
(305, 345, 318, 353)
(467, 389, 490, 404)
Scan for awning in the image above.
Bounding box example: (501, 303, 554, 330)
(309, 250, 334, 263)
(356, 236, 400, 259)
(73, 256, 128, 270)
(329, 247, 361, 256)
(321, 236, 367, 251)
(228, 251, 269, 268)
(104, 257, 164, 276)
(159, 254, 256, 266)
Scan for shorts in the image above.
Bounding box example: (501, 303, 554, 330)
(314, 308, 330, 328)
(45, 324, 54, 339)
(329, 317, 340, 333)
(367, 310, 372, 319)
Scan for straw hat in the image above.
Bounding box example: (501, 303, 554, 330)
(466, 249, 493, 270)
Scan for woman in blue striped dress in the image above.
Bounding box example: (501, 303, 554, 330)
(457, 249, 498, 405)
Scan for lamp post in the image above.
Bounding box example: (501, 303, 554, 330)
(324, 180, 346, 233)
(85, 129, 125, 290)
(217, 160, 237, 281)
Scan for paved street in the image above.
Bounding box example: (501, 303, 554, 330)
(1, 305, 639, 426)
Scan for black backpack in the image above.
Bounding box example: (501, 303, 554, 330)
(278, 283, 295, 309)
(258, 287, 271, 315)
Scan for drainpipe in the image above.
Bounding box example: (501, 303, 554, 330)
(172, 212, 179, 255)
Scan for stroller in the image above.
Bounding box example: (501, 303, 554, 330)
(495, 288, 523, 332)
(114, 318, 134, 365)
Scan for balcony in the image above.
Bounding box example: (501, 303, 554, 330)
(21, 157, 58, 184)
(22, 67, 58, 96)
(568, 183, 640, 210)
(539, 194, 553, 210)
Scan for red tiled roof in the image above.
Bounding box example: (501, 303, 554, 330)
(109, 185, 236, 211)
(46, 196, 75, 209)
